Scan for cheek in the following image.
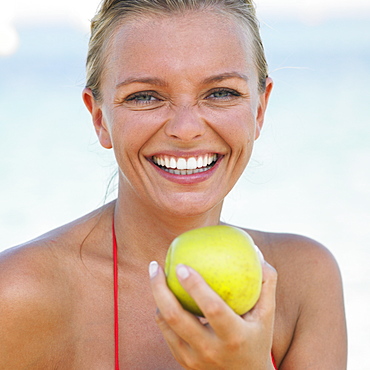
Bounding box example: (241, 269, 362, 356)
(111, 109, 162, 142)
(204, 107, 257, 146)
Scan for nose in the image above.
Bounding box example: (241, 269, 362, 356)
(164, 105, 206, 141)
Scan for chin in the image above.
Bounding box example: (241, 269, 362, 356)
(156, 193, 223, 219)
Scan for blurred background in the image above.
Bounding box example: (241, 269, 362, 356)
(1, 0, 369, 367)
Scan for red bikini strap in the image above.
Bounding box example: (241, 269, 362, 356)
(272, 352, 277, 369)
(112, 220, 120, 370)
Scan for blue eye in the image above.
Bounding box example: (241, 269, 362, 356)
(211, 91, 231, 98)
(126, 92, 158, 103)
(207, 89, 240, 100)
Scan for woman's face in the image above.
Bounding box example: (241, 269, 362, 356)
(84, 10, 272, 217)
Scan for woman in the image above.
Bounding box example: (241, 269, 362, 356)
(0, 0, 347, 368)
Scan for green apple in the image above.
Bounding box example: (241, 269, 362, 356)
(165, 225, 263, 317)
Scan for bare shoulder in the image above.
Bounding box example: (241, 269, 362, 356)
(0, 239, 70, 366)
(0, 202, 114, 368)
(0, 216, 85, 367)
(246, 229, 342, 284)
(245, 229, 347, 368)
(248, 229, 345, 319)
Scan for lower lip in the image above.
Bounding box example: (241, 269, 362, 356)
(149, 157, 223, 185)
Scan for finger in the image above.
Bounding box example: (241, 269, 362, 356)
(149, 261, 211, 344)
(175, 264, 244, 339)
(154, 308, 191, 356)
(154, 308, 205, 368)
(243, 261, 277, 323)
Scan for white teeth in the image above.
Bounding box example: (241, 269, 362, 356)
(165, 157, 170, 168)
(187, 157, 197, 170)
(152, 154, 218, 174)
(169, 157, 176, 169)
(177, 158, 187, 170)
(203, 154, 208, 167)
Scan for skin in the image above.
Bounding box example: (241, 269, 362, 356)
(0, 10, 347, 369)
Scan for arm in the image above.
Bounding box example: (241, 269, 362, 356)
(149, 260, 277, 370)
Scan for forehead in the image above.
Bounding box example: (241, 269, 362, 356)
(104, 10, 256, 87)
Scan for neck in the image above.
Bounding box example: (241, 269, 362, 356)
(113, 185, 223, 267)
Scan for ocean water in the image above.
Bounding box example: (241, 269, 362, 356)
(0, 17, 369, 368)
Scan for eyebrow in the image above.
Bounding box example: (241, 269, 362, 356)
(201, 72, 249, 85)
(116, 77, 168, 89)
(115, 72, 248, 89)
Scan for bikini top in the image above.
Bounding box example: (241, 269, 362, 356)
(112, 222, 277, 370)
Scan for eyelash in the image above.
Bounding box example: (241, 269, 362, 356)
(124, 91, 161, 104)
(206, 88, 241, 100)
(123, 88, 242, 106)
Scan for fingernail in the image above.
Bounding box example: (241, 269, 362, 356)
(176, 264, 190, 280)
(254, 244, 265, 264)
(149, 261, 159, 278)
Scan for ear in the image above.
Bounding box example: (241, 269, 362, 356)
(255, 77, 273, 140)
(82, 88, 113, 149)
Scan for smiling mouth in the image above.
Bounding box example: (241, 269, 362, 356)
(152, 154, 219, 175)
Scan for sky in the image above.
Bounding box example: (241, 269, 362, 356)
(1, 0, 370, 56)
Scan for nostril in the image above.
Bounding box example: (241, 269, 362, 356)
(164, 106, 206, 141)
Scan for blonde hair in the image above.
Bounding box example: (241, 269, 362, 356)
(86, 0, 268, 101)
